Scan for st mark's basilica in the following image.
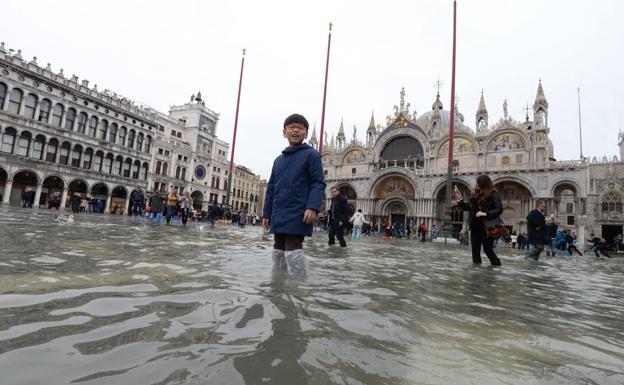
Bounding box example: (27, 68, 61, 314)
(313, 84, 624, 243)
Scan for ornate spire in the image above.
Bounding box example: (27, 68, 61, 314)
(432, 91, 443, 112)
(476, 89, 488, 130)
(195, 90, 202, 102)
(0, 42, 6, 55)
(309, 124, 318, 150)
(368, 111, 375, 130)
(337, 118, 345, 137)
(330, 133, 336, 151)
(534, 79, 548, 107)
(533, 79, 549, 127)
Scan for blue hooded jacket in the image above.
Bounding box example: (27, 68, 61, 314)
(263, 143, 326, 236)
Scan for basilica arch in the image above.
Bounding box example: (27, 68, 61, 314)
(370, 174, 416, 227)
(493, 178, 534, 234)
(336, 183, 357, 218)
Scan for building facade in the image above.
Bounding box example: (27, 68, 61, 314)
(231, 164, 260, 214)
(315, 85, 624, 243)
(0, 44, 235, 212)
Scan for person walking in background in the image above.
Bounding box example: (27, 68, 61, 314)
(70, 192, 81, 213)
(47, 191, 61, 218)
(587, 233, 611, 258)
(455, 175, 503, 266)
(526, 200, 548, 261)
(165, 189, 178, 224)
(263, 113, 326, 277)
(239, 207, 248, 228)
(545, 216, 558, 256)
(130, 186, 145, 220)
(328, 186, 349, 247)
(564, 230, 583, 256)
(349, 209, 369, 241)
(149, 191, 164, 224)
(555, 228, 567, 256)
(418, 222, 427, 243)
(179, 191, 194, 226)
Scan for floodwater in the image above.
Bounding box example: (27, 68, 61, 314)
(0, 207, 623, 385)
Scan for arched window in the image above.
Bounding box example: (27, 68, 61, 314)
(175, 166, 181, 179)
(127, 129, 135, 148)
(132, 160, 140, 179)
(83, 148, 93, 169)
(181, 167, 186, 180)
(162, 162, 168, 176)
(46, 138, 59, 162)
(136, 133, 144, 152)
(71, 145, 82, 168)
(119, 126, 127, 146)
(144, 135, 152, 153)
(76, 112, 87, 134)
(109, 123, 118, 143)
(38, 99, 51, 122)
(0, 83, 6, 109)
(103, 153, 113, 174)
(114, 156, 123, 175)
(51, 103, 64, 127)
(155, 161, 162, 175)
(16, 131, 31, 156)
(88, 116, 98, 137)
(24, 94, 38, 119)
(65, 108, 76, 130)
(32, 135, 45, 160)
(99, 119, 108, 140)
(141, 163, 149, 180)
(93, 151, 104, 172)
(8, 88, 23, 114)
(602, 191, 623, 213)
(123, 158, 132, 178)
(58, 142, 71, 165)
(1, 127, 17, 153)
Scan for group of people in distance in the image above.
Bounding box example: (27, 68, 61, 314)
(226, 113, 621, 278)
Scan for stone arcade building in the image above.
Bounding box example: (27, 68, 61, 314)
(314, 86, 624, 244)
(0, 44, 238, 213)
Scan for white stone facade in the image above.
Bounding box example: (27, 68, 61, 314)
(0, 44, 232, 212)
(313, 85, 624, 244)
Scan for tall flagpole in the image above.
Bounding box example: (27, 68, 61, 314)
(577, 87, 584, 160)
(446, 1, 457, 211)
(319, 22, 333, 153)
(226, 48, 246, 207)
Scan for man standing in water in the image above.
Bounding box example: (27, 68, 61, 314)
(328, 186, 348, 247)
(526, 200, 548, 261)
(263, 113, 325, 277)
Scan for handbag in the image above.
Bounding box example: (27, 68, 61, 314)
(483, 217, 509, 239)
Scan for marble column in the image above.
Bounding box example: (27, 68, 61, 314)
(104, 192, 112, 214)
(60, 187, 69, 211)
(34, 183, 43, 208)
(124, 194, 131, 215)
(2, 179, 13, 204)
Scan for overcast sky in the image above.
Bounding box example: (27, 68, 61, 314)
(2, 0, 623, 179)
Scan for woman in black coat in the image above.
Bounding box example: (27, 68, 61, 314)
(455, 174, 503, 266)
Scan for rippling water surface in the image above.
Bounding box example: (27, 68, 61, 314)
(1, 207, 623, 385)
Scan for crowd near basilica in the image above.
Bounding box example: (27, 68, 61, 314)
(315, 85, 624, 244)
(1, 41, 623, 244)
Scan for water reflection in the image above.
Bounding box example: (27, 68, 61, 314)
(233, 274, 308, 384)
(0, 207, 624, 385)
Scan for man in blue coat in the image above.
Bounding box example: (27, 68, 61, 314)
(263, 114, 326, 277)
